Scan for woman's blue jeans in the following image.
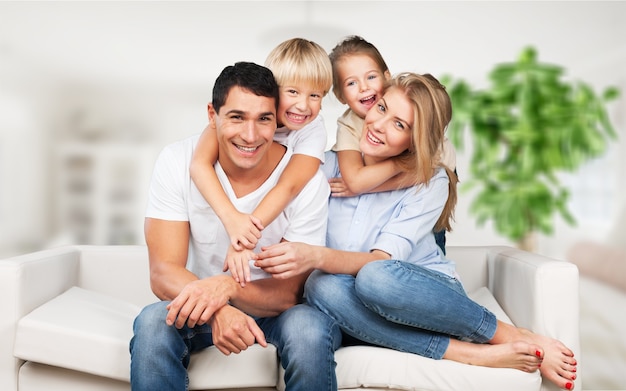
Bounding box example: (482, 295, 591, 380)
(305, 260, 498, 359)
(129, 301, 342, 391)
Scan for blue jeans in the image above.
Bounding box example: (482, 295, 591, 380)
(129, 301, 342, 391)
(305, 260, 497, 359)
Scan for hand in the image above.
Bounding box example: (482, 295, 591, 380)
(165, 275, 235, 329)
(328, 177, 357, 198)
(223, 211, 264, 251)
(209, 305, 267, 355)
(255, 242, 317, 279)
(223, 246, 257, 287)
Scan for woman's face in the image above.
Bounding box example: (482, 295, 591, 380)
(359, 86, 413, 164)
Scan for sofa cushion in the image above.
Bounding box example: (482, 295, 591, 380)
(13, 286, 278, 389)
(334, 345, 539, 391)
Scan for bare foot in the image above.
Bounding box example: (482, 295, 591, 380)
(519, 329, 577, 390)
(445, 339, 542, 372)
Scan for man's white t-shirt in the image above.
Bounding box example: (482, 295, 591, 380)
(145, 134, 330, 281)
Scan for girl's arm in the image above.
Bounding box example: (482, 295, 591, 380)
(335, 150, 413, 195)
(253, 154, 321, 227)
(190, 125, 263, 250)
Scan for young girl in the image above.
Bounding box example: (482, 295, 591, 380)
(256, 72, 577, 391)
(189, 38, 332, 286)
(328, 35, 457, 251)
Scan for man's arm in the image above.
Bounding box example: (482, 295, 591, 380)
(145, 217, 195, 301)
(146, 217, 306, 325)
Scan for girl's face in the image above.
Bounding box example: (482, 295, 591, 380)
(277, 83, 324, 131)
(359, 87, 413, 164)
(336, 54, 389, 119)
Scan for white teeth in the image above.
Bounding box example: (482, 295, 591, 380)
(236, 145, 257, 152)
(288, 113, 307, 121)
(360, 95, 375, 104)
(367, 131, 382, 144)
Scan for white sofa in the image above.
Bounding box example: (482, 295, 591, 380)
(1, 245, 580, 391)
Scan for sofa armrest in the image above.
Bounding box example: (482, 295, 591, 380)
(0, 245, 83, 391)
(486, 246, 580, 391)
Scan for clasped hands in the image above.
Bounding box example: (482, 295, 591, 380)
(165, 275, 266, 355)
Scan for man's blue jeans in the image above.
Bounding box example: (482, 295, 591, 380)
(130, 302, 342, 391)
(305, 260, 498, 360)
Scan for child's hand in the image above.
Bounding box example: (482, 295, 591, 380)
(222, 246, 257, 287)
(223, 211, 265, 251)
(329, 177, 357, 198)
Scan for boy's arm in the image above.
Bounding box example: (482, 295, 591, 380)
(253, 154, 321, 227)
(190, 125, 262, 249)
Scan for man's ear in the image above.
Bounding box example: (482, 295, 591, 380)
(207, 103, 217, 126)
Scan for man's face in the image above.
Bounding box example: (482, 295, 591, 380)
(210, 86, 277, 171)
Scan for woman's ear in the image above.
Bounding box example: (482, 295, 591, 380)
(384, 70, 391, 81)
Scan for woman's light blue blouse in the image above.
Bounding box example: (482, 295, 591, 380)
(321, 151, 457, 277)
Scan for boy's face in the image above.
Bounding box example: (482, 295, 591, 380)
(337, 54, 390, 119)
(209, 86, 277, 172)
(276, 82, 324, 131)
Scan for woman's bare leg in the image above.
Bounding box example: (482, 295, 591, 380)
(443, 320, 577, 390)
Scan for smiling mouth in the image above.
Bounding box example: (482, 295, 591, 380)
(235, 144, 259, 153)
(366, 130, 383, 145)
(360, 94, 376, 105)
(286, 112, 309, 122)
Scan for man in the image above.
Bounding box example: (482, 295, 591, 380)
(130, 62, 341, 391)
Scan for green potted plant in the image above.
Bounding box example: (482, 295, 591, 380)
(443, 47, 620, 251)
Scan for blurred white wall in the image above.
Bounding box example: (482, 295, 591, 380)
(0, 0, 624, 258)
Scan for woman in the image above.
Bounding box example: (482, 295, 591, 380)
(256, 72, 578, 390)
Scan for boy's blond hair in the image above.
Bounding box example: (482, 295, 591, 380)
(265, 38, 332, 95)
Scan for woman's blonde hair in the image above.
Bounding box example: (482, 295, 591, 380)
(265, 38, 332, 95)
(390, 72, 458, 232)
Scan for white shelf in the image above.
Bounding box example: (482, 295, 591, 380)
(55, 142, 158, 246)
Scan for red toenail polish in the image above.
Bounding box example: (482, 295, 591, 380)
(535, 350, 541, 357)
(572, 368, 577, 372)
(572, 374, 577, 380)
(566, 382, 573, 390)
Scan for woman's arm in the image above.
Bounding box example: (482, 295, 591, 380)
(256, 242, 391, 278)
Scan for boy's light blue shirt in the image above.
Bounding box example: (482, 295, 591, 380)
(321, 151, 457, 278)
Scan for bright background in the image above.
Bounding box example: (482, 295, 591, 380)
(1, 0, 625, 259)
